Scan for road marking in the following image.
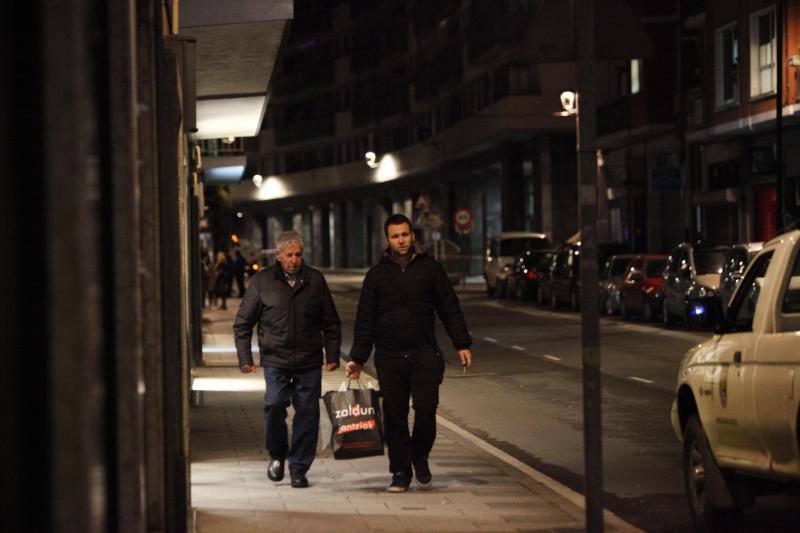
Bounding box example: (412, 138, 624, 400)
(477, 300, 709, 343)
(484, 337, 498, 343)
(628, 376, 655, 385)
(436, 416, 643, 533)
(511, 345, 526, 351)
(543, 354, 562, 361)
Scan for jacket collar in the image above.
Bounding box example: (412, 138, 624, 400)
(273, 262, 308, 285)
(381, 248, 424, 269)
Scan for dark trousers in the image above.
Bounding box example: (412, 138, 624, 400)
(263, 366, 322, 474)
(374, 345, 439, 474)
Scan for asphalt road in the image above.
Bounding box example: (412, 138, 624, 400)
(330, 283, 800, 532)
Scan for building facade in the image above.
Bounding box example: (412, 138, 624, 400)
(233, 0, 593, 272)
(596, 0, 800, 253)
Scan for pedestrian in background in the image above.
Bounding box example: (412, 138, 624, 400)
(232, 249, 247, 297)
(347, 213, 473, 492)
(233, 230, 342, 488)
(201, 250, 213, 308)
(212, 250, 231, 310)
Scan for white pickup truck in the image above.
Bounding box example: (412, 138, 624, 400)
(671, 230, 800, 531)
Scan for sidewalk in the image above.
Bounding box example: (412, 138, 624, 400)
(192, 298, 639, 532)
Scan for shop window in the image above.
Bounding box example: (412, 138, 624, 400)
(714, 23, 739, 108)
(749, 6, 776, 98)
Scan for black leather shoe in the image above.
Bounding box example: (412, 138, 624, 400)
(267, 459, 285, 482)
(290, 472, 309, 488)
(387, 471, 411, 493)
(412, 457, 432, 489)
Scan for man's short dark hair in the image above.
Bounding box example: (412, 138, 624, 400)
(384, 213, 413, 236)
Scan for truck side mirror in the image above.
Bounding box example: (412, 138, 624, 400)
(686, 298, 726, 333)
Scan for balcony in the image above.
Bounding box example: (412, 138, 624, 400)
(467, 11, 530, 63)
(275, 118, 335, 146)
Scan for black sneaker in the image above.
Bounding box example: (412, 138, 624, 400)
(412, 457, 432, 489)
(387, 471, 411, 493)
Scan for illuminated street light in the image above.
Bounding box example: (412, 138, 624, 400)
(252, 174, 263, 188)
(556, 91, 577, 116)
(365, 151, 378, 168)
(236, 211, 243, 218)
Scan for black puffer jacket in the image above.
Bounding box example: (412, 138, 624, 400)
(350, 252, 472, 364)
(234, 263, 341, 370)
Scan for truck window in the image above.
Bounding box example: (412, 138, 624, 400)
(727, 251, 773, 332)
(781, 249, 800, 314)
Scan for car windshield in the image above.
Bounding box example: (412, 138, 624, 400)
(610, 258, 630, 277)
(645, 259, 667, 278)
(500, 237, 550, 256)
(693, 250, 726, 275)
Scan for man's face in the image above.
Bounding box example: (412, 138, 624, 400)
(277, 242, 303, 275)
(386, 223, 414, 256)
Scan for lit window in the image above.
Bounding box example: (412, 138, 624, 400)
(749, 7, 776, 97)
(714, 23, 739, 108)
(630, 59, 642, 94)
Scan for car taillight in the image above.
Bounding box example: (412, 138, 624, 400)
(526, 271, 539, 281)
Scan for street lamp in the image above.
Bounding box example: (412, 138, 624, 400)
(559, 91, 577, 116)
(365, 151, 378, 168)
(252, 174, 263, 188)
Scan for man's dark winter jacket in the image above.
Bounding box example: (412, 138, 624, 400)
(350, 252, 472, 364)
(234, 263, 341, 370)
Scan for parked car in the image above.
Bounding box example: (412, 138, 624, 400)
(549, 244, 581, 310)
(662, 243, 728, 325)
(718, 242, 764, 306)
(484, 232, 551, 296)
(503, 249, 555, 301)
(599, 254, 636, 315)
(535, 251, 558, 304)
(618, 254, 668, 321)
(671, 230, 800, 530)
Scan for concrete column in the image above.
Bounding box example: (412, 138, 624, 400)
(539, 135, 554, 239)
(502, 142, 525, 230)
(346, 201, 366, 267)
(136, 1, 166, 528)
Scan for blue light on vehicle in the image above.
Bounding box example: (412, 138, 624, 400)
(692, 305, 705, 316)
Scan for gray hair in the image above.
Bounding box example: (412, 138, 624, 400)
(276, 230, 304, 252)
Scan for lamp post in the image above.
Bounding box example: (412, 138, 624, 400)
(575, 1, 604, 531)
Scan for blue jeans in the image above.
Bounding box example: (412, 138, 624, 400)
(263, 366, 322, 474)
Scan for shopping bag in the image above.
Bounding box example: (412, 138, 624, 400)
(322, 380, 384, 460)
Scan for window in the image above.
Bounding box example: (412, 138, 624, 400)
(630, 59, 642, 95)
(782, 249, 800, 313)
(715, 24, 739, 107)
(749, 7, 776, 97)
(728, 251, 773, 332)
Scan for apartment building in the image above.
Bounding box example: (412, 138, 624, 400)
(232, 0, 650, 271)
(684, 0, 800, 244)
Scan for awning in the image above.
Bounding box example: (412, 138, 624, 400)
(179, 0, 293, 139)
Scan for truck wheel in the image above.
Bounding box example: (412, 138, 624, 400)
(683, 416, 742, 532)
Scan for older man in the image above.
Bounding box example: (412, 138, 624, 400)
(234, 230, 341, 488)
